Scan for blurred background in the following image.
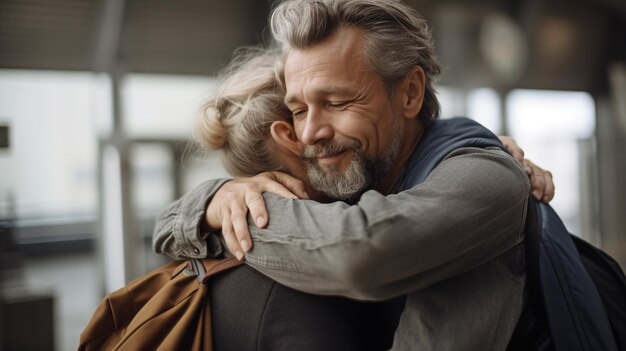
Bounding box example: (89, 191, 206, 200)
(0, 0, 624, 349)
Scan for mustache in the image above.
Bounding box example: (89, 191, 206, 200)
(301, 140, 361, 161)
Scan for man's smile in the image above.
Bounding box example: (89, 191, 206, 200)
(301, 141, 360, 171)
(315, 150, 352, 168)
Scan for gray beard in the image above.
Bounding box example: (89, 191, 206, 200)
(301, 134, 401, 203)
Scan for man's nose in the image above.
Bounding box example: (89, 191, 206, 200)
(300, 108, 333, 145)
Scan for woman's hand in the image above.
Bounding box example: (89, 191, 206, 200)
(523, 159, 555, 203)
(498, 136, 555, 203)
(206, 171, 309, 260)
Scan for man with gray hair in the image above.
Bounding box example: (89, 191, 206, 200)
(155, 0, 551, 349)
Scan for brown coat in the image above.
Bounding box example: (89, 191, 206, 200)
(78, 258, 242, 351)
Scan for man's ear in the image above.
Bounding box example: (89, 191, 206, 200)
(398, 66, 426, 119)
(270, 121, 301, 156)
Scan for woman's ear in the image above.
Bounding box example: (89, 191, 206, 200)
(270, 121, 301, 156)
(398, 66, 426, 119)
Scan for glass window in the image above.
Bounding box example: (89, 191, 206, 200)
(507, 89, 595, 235)
(0, 69, 110, 351)
(0, 70, 108, 220)
(122, 73, 230, 229)
(121, 74, 231, 273)
(122, 74, 218, 139)
(437, 86, 502, 134)
(468, 88, 502, 134)
(437, 85, 466, 118)
(130, 143, 176, 216)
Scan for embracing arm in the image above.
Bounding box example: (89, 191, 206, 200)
(153, 171, 307, 260)
(153, 178, 230, 260)
(244, 148, 529, 300)
(153, 148, 529, 299)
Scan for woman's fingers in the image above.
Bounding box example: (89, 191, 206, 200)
(496, 136, 556, 204)
(230, 201, 252, 257)
(204, 171, 309, 259)
(524, 159, 555, 203)
(542, 173, 555, 203)
(221, 208, 245, 261)
(245, 191, 269, 229)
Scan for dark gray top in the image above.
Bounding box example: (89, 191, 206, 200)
(210, 264, 404, 351)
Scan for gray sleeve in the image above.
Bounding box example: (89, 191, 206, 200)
(244, 148, 530, 301)
(152, 178, 231, 260)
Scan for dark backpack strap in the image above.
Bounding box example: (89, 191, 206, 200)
(508, 199, 553, 351)
(525, 200, 543, 315)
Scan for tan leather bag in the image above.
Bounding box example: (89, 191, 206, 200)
(78, 258, 243, 351)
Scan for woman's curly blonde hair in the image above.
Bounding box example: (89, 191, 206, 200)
(196, 48, 292, 176)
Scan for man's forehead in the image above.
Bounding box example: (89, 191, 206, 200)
(284, 43, 354, 75)
(283, 58, 362, 104)
(283, 30, 370, 103)
(285, 28, 366, 70)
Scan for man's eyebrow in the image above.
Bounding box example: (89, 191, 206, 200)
(284, 94, 299, 106)
(284, 86, 354, 106)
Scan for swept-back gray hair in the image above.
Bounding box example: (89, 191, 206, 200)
(270, 0, 441, 124)
(196, 48, 291, 176)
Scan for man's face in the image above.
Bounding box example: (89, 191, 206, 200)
(283, 26, 403, 200)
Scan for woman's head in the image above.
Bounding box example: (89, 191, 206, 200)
(196, 49, 292, 177)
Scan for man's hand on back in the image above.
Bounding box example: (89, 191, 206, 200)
(522, 159, 555, 203)
(206, 171, 309, 260)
